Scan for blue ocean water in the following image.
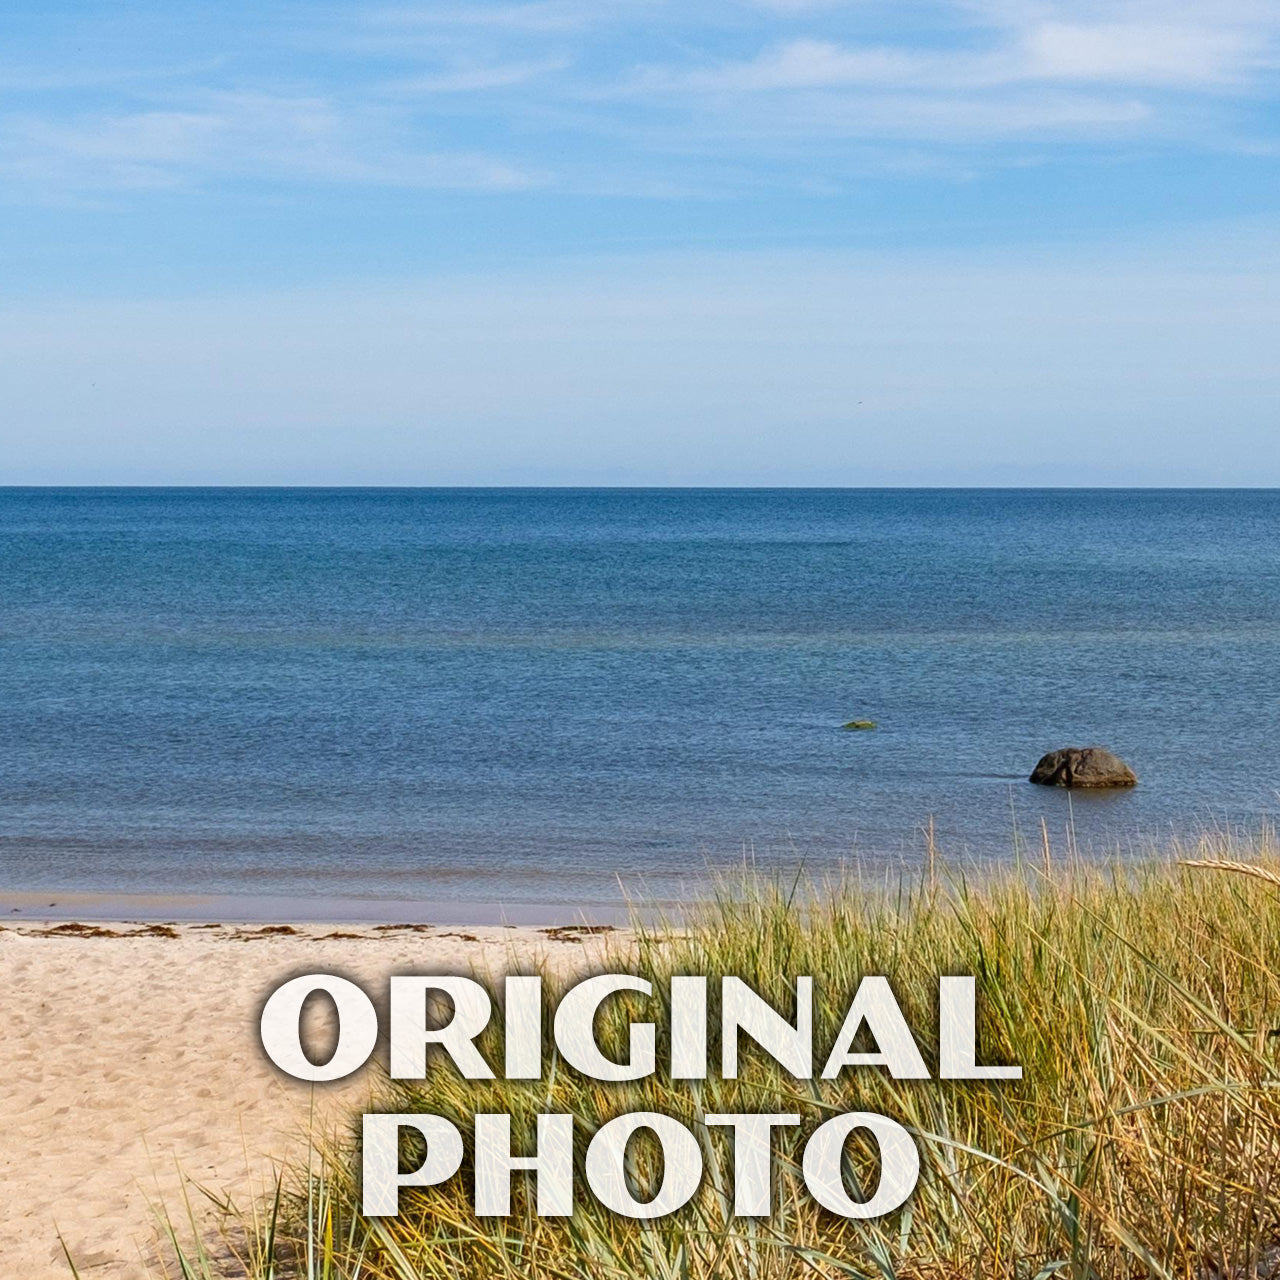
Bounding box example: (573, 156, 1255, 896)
(2, 488, 1278, 911)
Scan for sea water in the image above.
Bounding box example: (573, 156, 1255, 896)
(2, 488, 1277, 911)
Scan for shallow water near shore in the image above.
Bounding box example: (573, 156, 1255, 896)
(2, 487, 1278, 911)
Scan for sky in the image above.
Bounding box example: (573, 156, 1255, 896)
(1, 0, 1278, 485)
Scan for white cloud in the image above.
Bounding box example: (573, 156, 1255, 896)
(383, 57, 570, 94)
(615, 4, 1280, 152)
(364, 1, 603, 36)
(2, 0, 1277, 201)
(0, 58, 225, 94)
(1, 108, 227, 190)
(656, 40, 933, 92)
(747, 89, 1152, 141)
(744, 0, 862, 12)
(646, 19, 1271, 96)
(1021, 22, 1257, 86)
(0, 92, 540, 195)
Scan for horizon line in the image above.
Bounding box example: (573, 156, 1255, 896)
(2, 484, 1279, 494)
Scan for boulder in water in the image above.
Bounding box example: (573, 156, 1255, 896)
(1030, 747, 1137, 789)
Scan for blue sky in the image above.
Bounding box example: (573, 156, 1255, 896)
(2, 0, 1278, 484)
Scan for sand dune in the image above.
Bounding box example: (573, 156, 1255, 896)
(0, 920, 619, 1279)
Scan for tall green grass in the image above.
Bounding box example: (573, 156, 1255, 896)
(157, 847, 1280, 1280)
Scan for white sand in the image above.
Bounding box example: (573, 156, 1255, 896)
(0, 920, 621, 1279)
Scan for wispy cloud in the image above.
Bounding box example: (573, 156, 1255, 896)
(362, 1, 605, 37)
(1020, 22, 1259, 86)
(638, 20, 1272, 94)
(382, 57, 571, 95)
(719, 89, 1154, 144)
(0, 58, 227, 95)
(0, 91, 540, 195)
(0, 0, 1276, 204)
(606, 5, 1279, 156)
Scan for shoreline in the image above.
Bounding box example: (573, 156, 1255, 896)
(0, 888, 639, 927)
(0, 839, 1261, 930)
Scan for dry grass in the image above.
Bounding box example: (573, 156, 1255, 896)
(149, 839, 1280, 1280)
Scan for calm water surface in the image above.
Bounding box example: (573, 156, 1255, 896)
(2, 488, 1277, 910)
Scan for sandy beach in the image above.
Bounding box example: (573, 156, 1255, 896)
(0, 919, 622, 1279)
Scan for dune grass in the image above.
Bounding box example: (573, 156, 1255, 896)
(157, 843, 1280, 1280)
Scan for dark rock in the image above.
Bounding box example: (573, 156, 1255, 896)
(1030, 747, 1137, 789)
